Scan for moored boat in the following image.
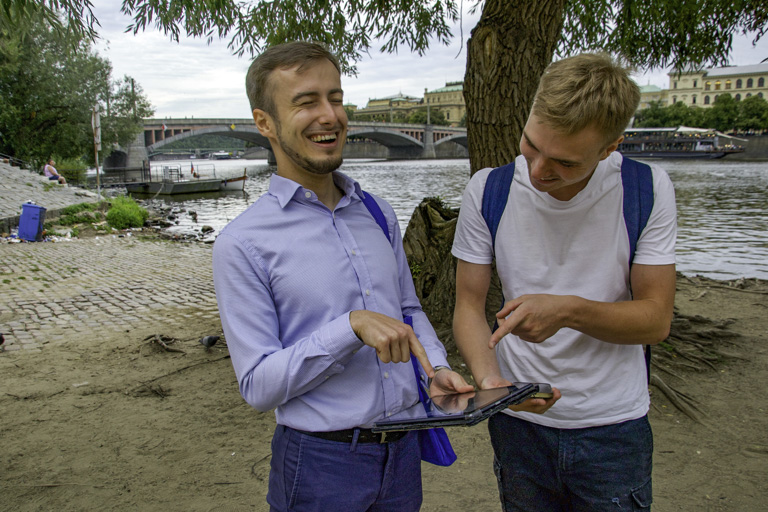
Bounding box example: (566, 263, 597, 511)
(620, 126, 745, 159)
(220, 172, 248, 191)
(125, 164, 247, 195)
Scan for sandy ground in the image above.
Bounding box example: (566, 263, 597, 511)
(1, 268, 767, 511)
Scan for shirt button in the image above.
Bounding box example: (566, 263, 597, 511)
(351, 249, 356, 255)
(304, 191, 311, 198)
(365, 289, 370, 296)
(352, 349, 358, 354)
(384, 372, 389, 379)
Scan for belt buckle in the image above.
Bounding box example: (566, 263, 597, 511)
(379, 431, 387, 444)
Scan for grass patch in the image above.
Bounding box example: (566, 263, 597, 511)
(106, 196, 149, 229)
(659, 341, 675, 352)
(61, 202, 102, 215)
(47, 201, 108, 228)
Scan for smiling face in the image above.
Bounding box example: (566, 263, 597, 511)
(520, 113, 622, 201)
(252, 58, 347, 181)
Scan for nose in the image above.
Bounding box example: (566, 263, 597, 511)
(317, 99, 341, 126)
(528, 155, 549, 180)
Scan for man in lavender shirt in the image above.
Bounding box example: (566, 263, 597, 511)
(212, 42, 471, 512)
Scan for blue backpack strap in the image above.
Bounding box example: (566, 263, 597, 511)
(480, 162, 516, 329)
(620, 157, 654, 267)
(620, 156, 655, 383)
(481, 161, 516, 255)
(359, 190, 391, 242)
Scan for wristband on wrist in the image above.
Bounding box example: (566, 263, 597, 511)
(428, 366, 451, 388)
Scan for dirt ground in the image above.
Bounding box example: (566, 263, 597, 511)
(1, 273, 767, 512)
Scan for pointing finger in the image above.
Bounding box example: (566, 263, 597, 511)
(408, 335, 434, 378)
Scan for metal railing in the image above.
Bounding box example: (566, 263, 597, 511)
(0, 152, 32, 169)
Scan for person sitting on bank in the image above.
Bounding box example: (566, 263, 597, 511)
(43, 159, 66, 185)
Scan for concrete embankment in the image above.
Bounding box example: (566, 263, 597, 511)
(0, 161, 100, 233)
(731, 134, 768, 160)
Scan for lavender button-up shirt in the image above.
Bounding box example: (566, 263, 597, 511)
(212, 171, 449, 431)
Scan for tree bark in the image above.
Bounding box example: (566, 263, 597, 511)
(403, 198, 503, 353)
(464, 0, 567, 174)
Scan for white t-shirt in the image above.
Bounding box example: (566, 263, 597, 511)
(452, 151, 677, 429)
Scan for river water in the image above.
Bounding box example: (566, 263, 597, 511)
(132, 157, 768, 280)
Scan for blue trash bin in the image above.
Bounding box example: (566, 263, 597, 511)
(19, 203, 46, 241)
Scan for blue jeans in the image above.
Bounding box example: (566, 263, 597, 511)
(488, 414, 653, 512)
(268, 425, 422, 512)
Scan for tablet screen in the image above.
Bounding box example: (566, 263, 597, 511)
(372, 383, 543, 432)
(431, 386, 519, 415)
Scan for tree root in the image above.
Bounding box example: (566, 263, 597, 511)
(139, 334, 186, 355)
(650, 373, 706, 423)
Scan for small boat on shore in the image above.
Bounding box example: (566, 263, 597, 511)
(125, 164, 247, 195)
(620, 127, 746, 159)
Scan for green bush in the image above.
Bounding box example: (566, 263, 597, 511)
(106, 196, 148, 229)
(55, 157, 88, 185)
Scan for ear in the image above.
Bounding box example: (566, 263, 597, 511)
(253, 108, 276, 138)
(600, 135, 623, 160)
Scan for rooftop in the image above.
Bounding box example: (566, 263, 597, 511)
(669, 62, 768, 77)
(705, 63, 768, 77)
(428, 82, 463, 94)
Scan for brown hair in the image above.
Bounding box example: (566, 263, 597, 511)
(245, 41, 341, 118)
(532, 53, 640, 144)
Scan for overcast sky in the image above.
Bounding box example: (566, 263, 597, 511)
(91, 2, 768, 119)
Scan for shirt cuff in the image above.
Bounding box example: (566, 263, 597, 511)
(317, 312, 364, 363)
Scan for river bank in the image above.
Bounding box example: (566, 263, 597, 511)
(1, 227, 766, 511)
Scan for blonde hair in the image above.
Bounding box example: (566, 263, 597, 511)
(532, 53, 640, 143)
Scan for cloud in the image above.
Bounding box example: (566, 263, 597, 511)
(91, 1, 768, 118)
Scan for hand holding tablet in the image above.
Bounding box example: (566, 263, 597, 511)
(372, 382, 553, 433)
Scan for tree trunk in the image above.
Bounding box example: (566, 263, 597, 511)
(464, 0, 567, 174)
(403, 198, 503, 353)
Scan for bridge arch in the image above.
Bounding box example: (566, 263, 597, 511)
(434, 133, 468, 148)
(120, 118, 467, 167)
(148, 125, 271, 153)
(346, 127, 424, 148)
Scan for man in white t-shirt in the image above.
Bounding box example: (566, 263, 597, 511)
(452, 53, 677, 511)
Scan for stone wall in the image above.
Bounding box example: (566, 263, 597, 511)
(730, 134, 768, 160)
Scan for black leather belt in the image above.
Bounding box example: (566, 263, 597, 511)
(292, 427, 408, 444)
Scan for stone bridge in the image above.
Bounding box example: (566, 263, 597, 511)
(116, 118, 468, 168)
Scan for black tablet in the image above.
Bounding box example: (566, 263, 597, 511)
(372, 383, 551, 432)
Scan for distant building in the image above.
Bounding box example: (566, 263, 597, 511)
(354, 93, 422, 121)
(638, 84, 665, 110)
(424, 81, 466, 126)
(638, 63, 768, 109)
(353, 81, 466, 126)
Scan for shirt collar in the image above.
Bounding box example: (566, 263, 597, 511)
(268, 171, 363, 208)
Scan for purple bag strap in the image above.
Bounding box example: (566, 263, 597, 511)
(360, 192, 428, 405)
(359, 190, 391, 243)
